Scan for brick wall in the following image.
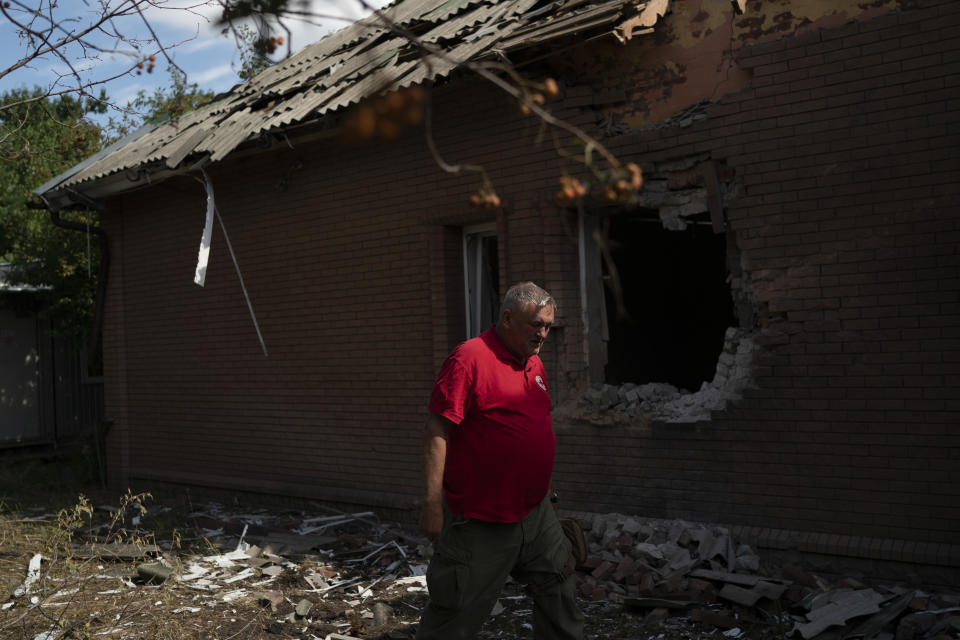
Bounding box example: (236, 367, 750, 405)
(552, 1, 960, 568)
(99, 1, 959, 568)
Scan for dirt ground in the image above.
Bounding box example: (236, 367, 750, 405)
(0, 452, 955, 640)
(0, 491, 721, 640)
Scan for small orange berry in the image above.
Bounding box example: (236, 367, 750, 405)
(376, 118, 399, 140)
(403, 86, 425, 106)
(544, 78, 559, 97)
(626, 163, 643, 190)
(349, 106, 376, 140)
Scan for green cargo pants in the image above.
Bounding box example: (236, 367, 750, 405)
(416, 496, 584, 640)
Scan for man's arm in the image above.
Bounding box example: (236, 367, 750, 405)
(420, 412, 451, 543)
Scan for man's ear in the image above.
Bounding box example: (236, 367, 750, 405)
(500, 309, 512, 327)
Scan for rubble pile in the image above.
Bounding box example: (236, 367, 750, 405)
(574, 513, 960, 640)
(2, 501, 434, 640)
(4, 499, 958, 640)
(577, 328, 756, 423)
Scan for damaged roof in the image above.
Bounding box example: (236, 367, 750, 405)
(37, 0, 667, 210)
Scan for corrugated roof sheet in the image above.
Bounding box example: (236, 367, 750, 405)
(39, 0, 663, 203)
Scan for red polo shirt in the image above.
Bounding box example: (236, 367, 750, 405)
(429, 326, 555, 523)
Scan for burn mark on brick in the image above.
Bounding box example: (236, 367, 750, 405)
(735, 16, 766, 41)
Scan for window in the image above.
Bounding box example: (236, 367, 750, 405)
(463, 224, 499, 338)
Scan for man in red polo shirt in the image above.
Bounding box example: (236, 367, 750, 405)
(417, 282, 583, 640)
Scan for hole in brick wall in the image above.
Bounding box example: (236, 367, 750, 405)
(603, 209, 734, 391)
(573, 159, 757, 423)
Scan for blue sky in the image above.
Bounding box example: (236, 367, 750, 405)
(1, 0, 388, 116)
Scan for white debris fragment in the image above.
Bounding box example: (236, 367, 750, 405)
(178, 562, 210, 581)
(224, 568, 255, 584)
(235, 524, 250, 552)
(183, 578, 220, 592)
(14, 554, 43, 597)
(250, 578, 276, 587)
(394, 576, 427, 587)
(221, 589, 246, 602)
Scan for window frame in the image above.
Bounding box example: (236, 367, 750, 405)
(462, 223, 498, 339)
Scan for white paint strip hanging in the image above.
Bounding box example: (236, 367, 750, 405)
(193, 169, 216, 287)
(194, 172, 215, 286)
(193, 169, 269, 357)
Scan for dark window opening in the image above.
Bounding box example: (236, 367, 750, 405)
(602, 211, 735, 391)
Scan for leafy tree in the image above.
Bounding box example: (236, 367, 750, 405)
(1, 69, 215, 345)
(0, 88, 104, 340)
(235, 24, 275, 82)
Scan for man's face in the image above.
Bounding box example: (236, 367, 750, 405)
(499, 303, 555, 360)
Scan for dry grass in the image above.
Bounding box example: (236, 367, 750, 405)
(0, 455, 280, 639)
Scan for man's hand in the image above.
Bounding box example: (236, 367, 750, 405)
(420, 500, 443, 544)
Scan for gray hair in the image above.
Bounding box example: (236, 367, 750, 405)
(500, 282, 556, 316)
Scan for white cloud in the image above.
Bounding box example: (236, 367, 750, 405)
(144, 0, 224, 37)
(190, 63, 236, 86)
(183, 37, 228, 54)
